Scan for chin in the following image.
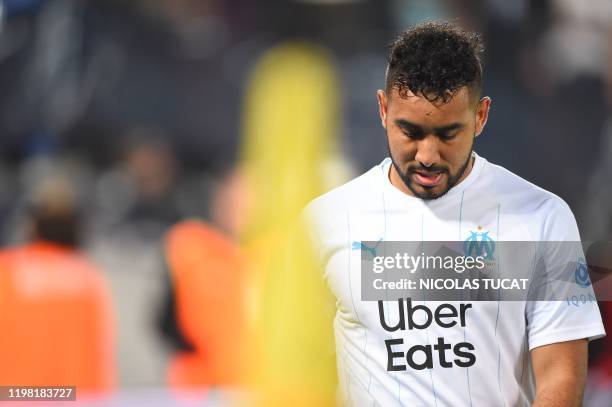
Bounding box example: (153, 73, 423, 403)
(411, 185, 449, 200)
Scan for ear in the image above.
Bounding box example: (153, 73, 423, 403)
(376, 90, 388, 129)
(474, 96, 491, 137)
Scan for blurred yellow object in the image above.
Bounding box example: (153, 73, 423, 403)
(240, 41, 341, 240)
(240, 41, 342, 405)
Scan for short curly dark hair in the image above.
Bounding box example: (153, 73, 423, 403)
(386, 21, 484, 105)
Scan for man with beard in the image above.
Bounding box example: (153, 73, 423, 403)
(303, 22, 605, 406)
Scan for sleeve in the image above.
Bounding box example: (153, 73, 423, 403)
(525, 198, 606, 351)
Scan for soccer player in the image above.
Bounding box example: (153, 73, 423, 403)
(303, 22, 605, 406)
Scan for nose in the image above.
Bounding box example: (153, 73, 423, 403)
(414, 136, 441, 168)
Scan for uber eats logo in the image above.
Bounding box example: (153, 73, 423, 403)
(379, 298, 476, 371)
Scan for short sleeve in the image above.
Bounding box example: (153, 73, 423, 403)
(525, 198, 605, 351)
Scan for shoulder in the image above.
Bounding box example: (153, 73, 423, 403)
(300, 161, 386, 246)
(304, 161, 385, 218)
(480, 159, 578, 239)
(482, 160, 565, 208)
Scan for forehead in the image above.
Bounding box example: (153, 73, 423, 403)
(387, 87, 473, 124)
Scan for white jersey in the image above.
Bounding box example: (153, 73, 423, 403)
(304, 153, 605, 406)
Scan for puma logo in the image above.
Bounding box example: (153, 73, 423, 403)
(351, 238, 383, 257)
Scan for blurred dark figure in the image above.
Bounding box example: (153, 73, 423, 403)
(158, 168, 248, 389)
(0, 178, 115, 393)
(160, 218, 247, 389)
(92, 127, 183, 238)
(122, 131, 181, 227)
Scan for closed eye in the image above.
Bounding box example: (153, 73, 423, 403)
(402, 129, 424, 140)
(394, 118, 464, 141)
(438, 132, 458, 142)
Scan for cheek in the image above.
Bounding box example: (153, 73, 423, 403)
(441, 139, 473, 166)
(388, 129, 412, 150)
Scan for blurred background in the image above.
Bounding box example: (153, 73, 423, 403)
(0, 0, 610, 405)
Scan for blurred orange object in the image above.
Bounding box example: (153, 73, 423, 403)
(0, 242, 115, 393)
(164, 220, 248, 388)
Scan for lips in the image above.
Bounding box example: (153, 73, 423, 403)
(413, 171, 444, 187)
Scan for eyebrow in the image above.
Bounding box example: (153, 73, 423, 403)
(394, 118, 465, 135)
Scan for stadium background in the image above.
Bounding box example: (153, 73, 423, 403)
(0, 0, 610, 405)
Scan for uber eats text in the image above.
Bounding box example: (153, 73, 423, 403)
(379, 298, 476, 371)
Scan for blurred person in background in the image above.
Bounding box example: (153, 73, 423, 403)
(561, 0, 612, 403)
(158, 36, 351, 404)
(0, 176, 115, 394)
(160, 200, 248, 392)
(115, 130, 181, 231)
(158, 166, 249, 391)
(89, 128, 187, 388)
(519, 0, 611, 214)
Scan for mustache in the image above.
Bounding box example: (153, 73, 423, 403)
(406, 164, 449, 175)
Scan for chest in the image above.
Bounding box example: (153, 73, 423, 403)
(322, 203, 533, 329)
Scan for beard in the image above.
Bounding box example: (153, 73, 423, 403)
(387, 136, 475, 200)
